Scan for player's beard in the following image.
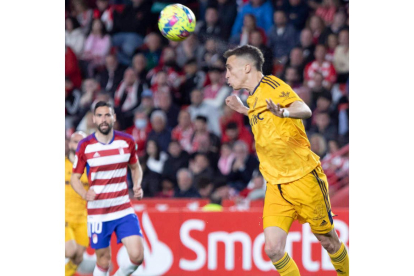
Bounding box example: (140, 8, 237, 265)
(97, 122, 113, 135)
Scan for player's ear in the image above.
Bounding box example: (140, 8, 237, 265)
(245, 64, 251, 74)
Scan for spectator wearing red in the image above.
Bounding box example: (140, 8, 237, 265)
(125, 108, 152, 158)
(319, 10, 348, 44)
(307, 15, 325, 45)
(65, 46, 82, 89)
(71, 0, 93, 34)
(171, 109, 195, 153)
(203, 66, 232, 108)
(304, 44, 337, 90)
(219, 105, 245, 136)
(155, 177, 175, 198)
(221, 122, 254, 154)
(315, 0, 340, 26)
(80, 19, 111, 77)
(93, 0, 115, 32)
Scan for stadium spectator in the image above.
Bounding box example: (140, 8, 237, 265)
(238, 170, 266, 200)
(203, 66, 232, 108)
(114, 67, 145, 129)
(75, 110, 96, 135)
(93, 0, 114, 32)
(145, 139, 168, 175)
(227, 141, 259, 191)
(230, 14, 267, 47)
(196, 7, 224, 43)
(140, 155, 162, 198)
(77, 79, 100, 122)
(155, 177, 175, 198)
(147, 47, 183, 90)
(171, 109, 195, 153)
(219, 105, 245, 136)
(188, 89, 221, 136)
(175, 34, 203, 68)
(162, 140, 190, 184)
(147, 110, 171, 152)
(222, 121, 254, 153)
(65, 17, 86, 58)
(304, 44, 337, 90)
(174, 168, 201, 198)
(98, 54, 126, 95)
(280, 0, 309, 31)
(111, 0, 152, 65)
(80, 19, 111, 77)
(139, 32, 163, 71)
(285, 47, 305, 79)
(199, 38, 223, 70)
(284, 66, 311, 105)
(307, 15, 325, 44)
(267, 10, 298, 64)
(132, 53, 149, 85)
(217, 142, 235, 176)
(230, 0, 274, 37)
(315, 0, 340, 26)
(212, 0, 238, 40)
(179, 59, 206, 106)
(65, 46, 83, 88)
(191, 115, 221, 154)
(249, 30, 274, 75)
(190, 152, 216, 189)
(65, 78, 82, 130)
(202, 191, 224, 211)
(197, 177, 215, 199)
(319, 10, 348, 44)
(333, 29, 349, 83)
(309, 133, 328, 158)
(309, 71, 332, 108)
(299, 28, 316, 65)
(150, 71, 172, 108)
(156, 90, 180, 130)
(125, 107, 152, 157)
(71, 0, 93, 35)
(309, 111, 338, 142)
(325, 33, 338, 62)
(138, 89, 155, 117)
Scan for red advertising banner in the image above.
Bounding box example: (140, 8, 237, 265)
(77, 203, 349, 276)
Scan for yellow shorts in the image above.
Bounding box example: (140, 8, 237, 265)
(263, 165, 335, 234)
(65, 221, 89, 248)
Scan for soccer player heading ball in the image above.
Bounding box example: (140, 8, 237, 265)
(224, 45, 349, 276)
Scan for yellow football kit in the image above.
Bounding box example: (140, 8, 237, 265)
(65, 157, 89, 247)
(247, 75, 334, 234)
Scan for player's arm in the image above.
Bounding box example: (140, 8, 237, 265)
(225, 94, 249, 116)
(266, 99, 312, 119)
(71, 173, 96, 201)
(129, 162, 144, 200)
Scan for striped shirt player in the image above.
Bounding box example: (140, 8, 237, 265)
(71, 101, 144, 276)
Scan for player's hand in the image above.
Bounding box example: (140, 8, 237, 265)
(84, 189, 96, 201)
(225, 95, 243, 112)
(133, 186, 144, 200)
(266, 98, 285, 118)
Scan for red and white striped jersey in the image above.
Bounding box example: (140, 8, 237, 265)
(73, 131, 138, 222)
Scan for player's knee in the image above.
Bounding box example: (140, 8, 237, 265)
(129, 250, 144, 266)
(65, 245, 76, 259)
(264, 242, 284, 261)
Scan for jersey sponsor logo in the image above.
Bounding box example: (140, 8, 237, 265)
(279, 91, 296, 103)
(93, 152, 100, 158)
(249, 112, 264, 126)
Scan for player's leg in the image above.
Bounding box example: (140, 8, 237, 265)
(314, 229, 348, 275)
(299, 165, 349, 275)
(94, 247, 111, 276)
(65, 223, 79, 276)
(312, 166, 349, 275)
(263, 183, 301, 275)
(113, 214, 144, 276)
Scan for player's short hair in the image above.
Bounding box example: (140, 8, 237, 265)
(223, 45, 265, 72)
(94, 101, 113, 114)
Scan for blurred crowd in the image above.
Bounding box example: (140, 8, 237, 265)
(65, 0, 349, 203)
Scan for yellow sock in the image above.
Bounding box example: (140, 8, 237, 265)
(328, 242, 349, 275)
(65, 260, 78, 276)
(273, 252, 301, 276)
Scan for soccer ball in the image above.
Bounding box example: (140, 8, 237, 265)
(158, 4, 196, 42)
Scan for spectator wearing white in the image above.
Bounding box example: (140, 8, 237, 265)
(65, 17, 85, 57)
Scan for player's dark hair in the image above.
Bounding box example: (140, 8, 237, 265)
(223, 45, 265, 72)
(94, 101, 113, 114)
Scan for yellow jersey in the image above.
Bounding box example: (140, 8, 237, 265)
(65, 157, 89, 222)
(246, 75, 320, 184)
